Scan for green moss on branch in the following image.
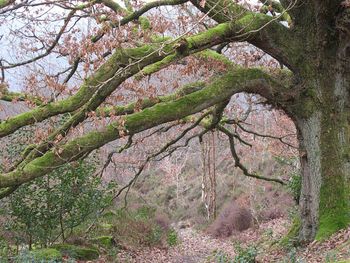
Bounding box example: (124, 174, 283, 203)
(97, 81, 206, 117)
(0, 20, 248, 139)
(0, 67, 287, 188)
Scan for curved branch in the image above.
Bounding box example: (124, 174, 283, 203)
(0, 67, 288, 188)
(97, 81, 206, 117)
(0, 21, 241, 138)
(234, 120, 298, 149)
(190, 0, 301, 71)
(111, 110, 211, 205)
(0, 185, 18, 199)
(219, 125, 286, 185)
(118, 0, 188, 25)
(12, 22, 259, 170)
(17, 81, 206, 167)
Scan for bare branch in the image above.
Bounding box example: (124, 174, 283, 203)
(1, 10, 76, 69)
(219, 125, 286, 185)
(92, 0, 189, 42)
(113, 110, 211, 206)
(95, 136, 133, 178)
(223, 119, 298, 149)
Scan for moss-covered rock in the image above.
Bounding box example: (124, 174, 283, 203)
(30, 248, 62, 261)
(91, 236, 116, 248)
(100, 223, 113, 230)
(51, 244, 99, 260)
(102, 210, 117, 220)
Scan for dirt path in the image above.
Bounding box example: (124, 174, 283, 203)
(117, 227, 236, 263)
(113, 220, 350, 263)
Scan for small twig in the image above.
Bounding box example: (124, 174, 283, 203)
(94, 136, 133, 178)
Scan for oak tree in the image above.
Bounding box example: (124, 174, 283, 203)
(0, 0, 349, 243)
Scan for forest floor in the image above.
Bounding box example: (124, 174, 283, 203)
(97, 219, 350, 263)
(116, 226, 236, 263)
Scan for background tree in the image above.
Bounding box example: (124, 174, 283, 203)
(0, 0, 348, 244)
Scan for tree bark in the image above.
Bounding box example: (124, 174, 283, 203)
(295, 69, 350, 242)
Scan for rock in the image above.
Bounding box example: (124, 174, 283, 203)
(100, 223, 113, 230)
(177, 220, 192, 229)
(51, 244, 99, 260)
(91, 236, 116, 249)
(30, 248, 62, 261)
(102, 210, 117, 219)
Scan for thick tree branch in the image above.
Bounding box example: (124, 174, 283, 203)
(97, 81, 206, 117)
(0, 90, 43, 106)
(9, 22, 256, 170)
(0, 67, 288, 188)
(17, 82, 206, 167)
(190, 0, 301, 71)
(0, 185, 17, 199)
(259, 0, 292, 25)
(0, 21, 243, 138)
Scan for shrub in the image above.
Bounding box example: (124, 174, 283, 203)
(167, 229, 178, 246)
(154, 212, 171, 231)
(253, 183, 295, 222)
(212, 250, 232, 263)
(135, 206, 156, 220)
(4, 160, 113, 248)
(65, 235, 89, 247)
(10, 249, 63, 263)
(0, 238, 9, 260)
(209, 248, 256, 263)
(110, 206, 173, 248)
(259, 207, 284, 221)
(233, 244, 257, 263)
(208, 202, 253, 238)
(146, 225, 163, 246)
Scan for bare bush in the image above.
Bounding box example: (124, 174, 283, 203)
(110, 207, 174, 248)
(256, 186, 294, 222)
(207, 201, 253, 238)
(154, 212, 171, 231)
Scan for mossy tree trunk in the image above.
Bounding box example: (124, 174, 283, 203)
(295, 82, 350, 242)
(289, 37, 350, 241)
